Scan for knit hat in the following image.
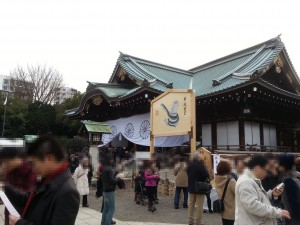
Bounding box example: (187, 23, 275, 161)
(278, 153, 295, 171)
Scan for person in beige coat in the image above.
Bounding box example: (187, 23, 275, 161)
(215, 160, 236, 225)
(235, 155, 291, 225)
(174, 157, 188, 209)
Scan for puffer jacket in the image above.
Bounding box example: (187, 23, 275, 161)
(174, 162, 188, 187)
(145, 169, 159, 187)
(235, 169, 282, 225)
(215, 175, 236, 220)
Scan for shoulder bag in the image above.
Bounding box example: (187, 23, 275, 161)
(213, 179, 231, 213)
(195, 181, 211, 194)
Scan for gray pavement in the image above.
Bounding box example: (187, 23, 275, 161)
(0, 204, 185, 225)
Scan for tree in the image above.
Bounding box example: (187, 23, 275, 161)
(0, 96, 28, 138)
(54, 92, 83, 138)
(66, 136, 89, 153)
(10, 65, 64, 104)
(26, 101, 56, 135)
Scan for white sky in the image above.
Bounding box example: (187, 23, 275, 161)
(0, 0, 299, 92)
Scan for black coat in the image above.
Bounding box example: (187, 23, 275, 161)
(5, 169, 80, 225)
(101, 165, 118, 192)
(187, 160, 210, 194)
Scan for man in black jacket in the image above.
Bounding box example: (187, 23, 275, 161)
(101, 154, 119, 225)
(187, 152, 210, 225)
(4, 135, 80, 225)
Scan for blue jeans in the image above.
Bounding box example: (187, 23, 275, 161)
(102, 191, 115, 225)
(174, 187, 188, 207)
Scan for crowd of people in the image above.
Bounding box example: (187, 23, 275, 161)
(213, 153, 300, 225)
(161, 152, 300, 225)
(1, 137, 300, 225)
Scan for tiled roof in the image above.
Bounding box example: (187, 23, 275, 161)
(66, 36, 300, 117)
(115, 36, 290, 98)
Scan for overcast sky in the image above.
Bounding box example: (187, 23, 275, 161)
(0, 0, 299, 92)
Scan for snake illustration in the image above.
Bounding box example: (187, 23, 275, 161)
(161, 101, 180, 127)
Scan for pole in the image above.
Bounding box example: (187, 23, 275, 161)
(2, 102, 7, 137)
(190, 90, 196, 159)
(150, 101, 155, 155)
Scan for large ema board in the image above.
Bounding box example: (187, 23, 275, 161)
(150, 89, 196, 156)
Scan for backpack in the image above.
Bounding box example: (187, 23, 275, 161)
(213, 179, 231, 213)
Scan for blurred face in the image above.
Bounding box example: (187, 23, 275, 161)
(29, 157, 48, 177)
(82, 159, 89, 168)
(268, 159, 277, 168)
(236, 160, 245, 174)
(253, 164, 269, 180)
(28, 154, 56, 177)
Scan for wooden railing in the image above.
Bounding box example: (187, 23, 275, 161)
(202, 145, 299, 153)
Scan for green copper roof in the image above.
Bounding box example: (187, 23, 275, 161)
(66, 36, 300, 118)
(114, 36, 290, 98)
(81, 120, 112, 133)
(85, 82, 134, 100)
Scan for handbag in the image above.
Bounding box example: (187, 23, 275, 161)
(194, 181, 211, 194)
(213, 178, 231, 213)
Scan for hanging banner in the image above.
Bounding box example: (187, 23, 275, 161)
(213, 154, 221, 175)
(101, 113, 189, 147)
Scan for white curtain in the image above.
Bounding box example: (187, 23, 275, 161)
(101, 113, 189, 147)
(202, 124, 212, 146)
(217, 121, 239, 149)
(263, 124, 277, 149)
(245, 121, 260, 146)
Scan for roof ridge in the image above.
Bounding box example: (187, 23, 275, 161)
(127, 56, 170, 85)
(212, 44, 267, 84)
(121, 53, 193, 76)
(87, 82, 134, 88)
(189, 35, 282, 73)
(282, 47, 300, 86)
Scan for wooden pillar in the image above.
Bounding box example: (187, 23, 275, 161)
(293, 131, 297, 152)
(211, 122, 217, 150)
(239, 120, 245, 150)
(190, 92, 196, 158)
(150, 101, 155, 155)
(260, 123, 264, 150)
(150, 135, 155, 155)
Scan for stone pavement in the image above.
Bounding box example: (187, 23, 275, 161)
(0, 204, 185, 225)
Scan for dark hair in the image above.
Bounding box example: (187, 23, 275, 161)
(0, 147, 23, 159)
(217, 160, 231, 175)
(27, 135, 66, 161)
(101, 153, 113, 166)
(247, 154, 268, 169)
(278, 154, 295, 171)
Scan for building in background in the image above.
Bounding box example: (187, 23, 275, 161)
(0, 75, 12, 91)
(0, 75, 13, 99)
(0, 75, 34, 102)
(66, 36, 300, 152)
(55, 87, 78, 104)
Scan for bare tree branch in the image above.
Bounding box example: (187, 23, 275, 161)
(10, 64, 64, 104)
